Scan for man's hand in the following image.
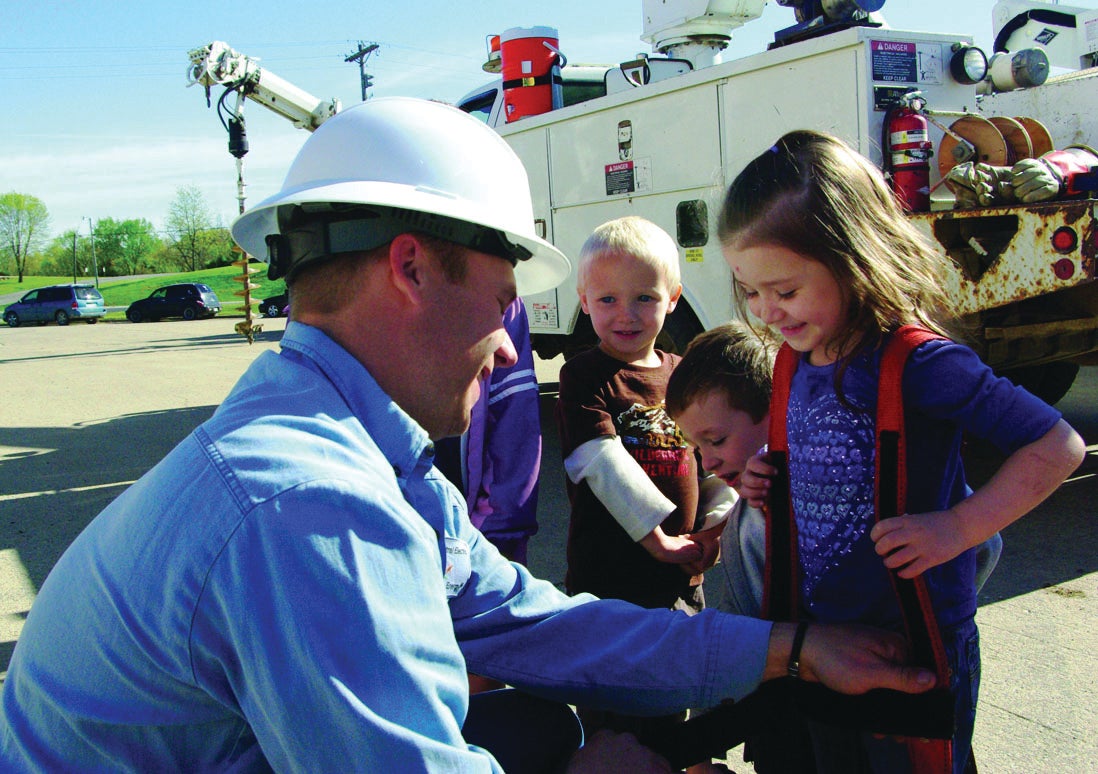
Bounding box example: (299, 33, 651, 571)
(566, 730, 673, 773)
(766, 622, 937, 696)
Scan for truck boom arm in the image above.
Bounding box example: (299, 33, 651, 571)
(187, 41, 341, 132)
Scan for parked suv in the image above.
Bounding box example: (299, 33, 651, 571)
(4, 284, 105, 327)
(126, 283, 221, 322)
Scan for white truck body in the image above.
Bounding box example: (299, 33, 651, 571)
(475, 26, 979, 339)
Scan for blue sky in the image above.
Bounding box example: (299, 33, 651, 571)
(0, 1, 1048, 241)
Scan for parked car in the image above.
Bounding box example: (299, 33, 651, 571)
(258, 291, 288, 318)
(125, 283, 221, 322)
(4, 284, 105, 327)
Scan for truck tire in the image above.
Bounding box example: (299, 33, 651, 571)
(562, 314, 598, 361)
(1001, 362, 1080, 406)
(656, 305, 705, 355)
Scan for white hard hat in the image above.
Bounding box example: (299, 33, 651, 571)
(232, 96, 570, 295)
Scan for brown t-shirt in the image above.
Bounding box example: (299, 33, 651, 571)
(556, 347, 700, 609)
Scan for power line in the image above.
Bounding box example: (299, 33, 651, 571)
(344, 41, 380, 101)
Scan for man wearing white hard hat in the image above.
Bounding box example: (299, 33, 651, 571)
(0, 98, 935, 772)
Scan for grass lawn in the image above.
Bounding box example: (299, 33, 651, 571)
(1, 265, 286, 320)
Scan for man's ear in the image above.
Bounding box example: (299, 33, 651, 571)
(578, 290, 591, 315)
(388, 233, 428, 304)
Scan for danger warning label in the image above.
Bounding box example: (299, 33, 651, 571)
(605, 160, 635, 195)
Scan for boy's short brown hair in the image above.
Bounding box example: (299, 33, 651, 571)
(666, 321, 777, 424)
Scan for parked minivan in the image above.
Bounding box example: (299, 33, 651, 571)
(3, 284, 105, 327)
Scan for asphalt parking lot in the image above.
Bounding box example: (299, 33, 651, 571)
(0, 316, 1094, 772)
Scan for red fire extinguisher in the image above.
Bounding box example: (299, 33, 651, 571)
(886, 94, 932, 212)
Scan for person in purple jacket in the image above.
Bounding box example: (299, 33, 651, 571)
(436, 297, 541, 566)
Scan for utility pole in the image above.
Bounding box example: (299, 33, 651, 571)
(344, 41, 379, 101)
(84, 217, 100, 289)
(72, 231, 78, 283)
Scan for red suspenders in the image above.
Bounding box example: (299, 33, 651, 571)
(767, 325, 954, 773)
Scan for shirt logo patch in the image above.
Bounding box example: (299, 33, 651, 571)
(444, 537, 472, 598)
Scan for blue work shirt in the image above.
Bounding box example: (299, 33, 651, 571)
(1, 322, 771, 772)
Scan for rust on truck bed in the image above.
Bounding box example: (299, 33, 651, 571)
(911, 200, 1098, 372)
(911, 200, 1097, 316)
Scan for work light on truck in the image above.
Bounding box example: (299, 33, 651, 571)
(949, 44, 988, 85)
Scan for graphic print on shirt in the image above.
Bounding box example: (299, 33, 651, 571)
(444, 536, 472, 598)
(616, 401, 691, 478)
(787, 388, 876, 605)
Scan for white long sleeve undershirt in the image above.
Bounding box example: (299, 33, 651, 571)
(563, 435, 674, 541)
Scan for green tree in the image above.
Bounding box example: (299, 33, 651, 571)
(147, 241, 180, 273)
(89, 217, 162, 276)
(165, 185, 224, 272)
(38, 230, 83, 278)
(195, 226, 235, 269)
(0, 192, 50, 282)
